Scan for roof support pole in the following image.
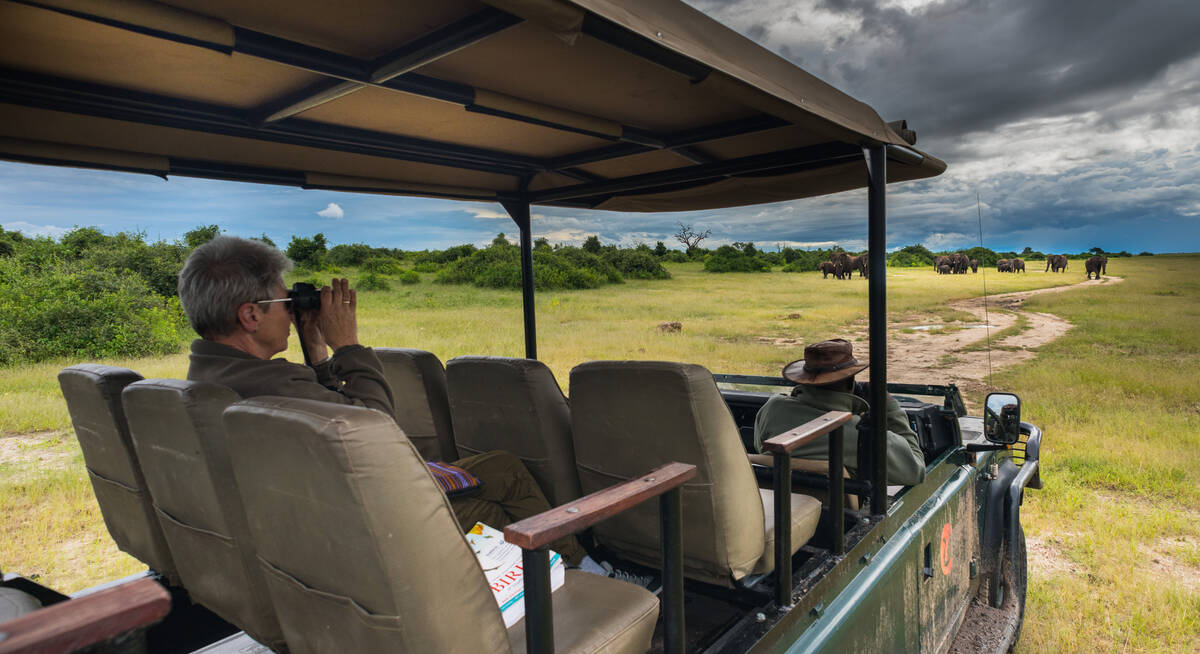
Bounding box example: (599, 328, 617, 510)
(501, 199, 538, 359)
(865, 144, 889, 515)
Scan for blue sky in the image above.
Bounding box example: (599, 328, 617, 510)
(3, 0, 1198, 254)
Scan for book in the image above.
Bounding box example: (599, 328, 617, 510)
(465, 522, 565, 628)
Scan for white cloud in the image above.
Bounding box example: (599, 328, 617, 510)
(3, 221, 71, 238)
(317, 202, 344, 219)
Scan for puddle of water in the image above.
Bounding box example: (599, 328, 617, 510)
(906, 323, 996, 331)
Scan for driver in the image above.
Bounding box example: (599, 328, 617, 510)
(177, 236, 585, 563)
(753, 339, 926, 486)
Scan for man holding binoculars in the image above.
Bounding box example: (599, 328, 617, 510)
(178, 236, 395, 412)
(177, 236, 585, 563)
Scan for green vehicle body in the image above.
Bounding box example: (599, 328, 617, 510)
(709, 379, 1041, 653)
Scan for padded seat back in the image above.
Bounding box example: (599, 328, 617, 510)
(122, 379, 286, 651)
(446, 356, 582, 505)
(222, 397, 510, 653)
(374, 348, 457, 461)
(570, 361, 766, 585)
(57, 364, 176, 582)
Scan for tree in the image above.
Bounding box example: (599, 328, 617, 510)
(491, 233, 511, 247)
(673, 222, 712, 255)
(286, 233, 327, 268)
(653, 241, 668, 257)
(582, 235, 602, 254)
(184, 224, 222, 249)
(251, 233, 275, 247)
(534, 237, 551, 251)
(1089, 246, 1106, 255)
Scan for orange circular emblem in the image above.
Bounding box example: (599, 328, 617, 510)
(939, 523, 953, 575)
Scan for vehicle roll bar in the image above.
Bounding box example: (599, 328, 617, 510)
(762, 411, 853, 606)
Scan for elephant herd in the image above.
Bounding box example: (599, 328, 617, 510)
(820, 252, 869, 279)
(814, 251, 1109, 279)
(996, 258, 1025, 273)
(934, 253, 978, 275)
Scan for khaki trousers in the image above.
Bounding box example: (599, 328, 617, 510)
(449, 450, 586, 565)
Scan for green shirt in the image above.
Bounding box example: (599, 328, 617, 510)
(752, 385, 927, 486)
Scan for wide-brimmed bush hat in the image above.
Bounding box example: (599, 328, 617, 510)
(783, 339, 869, 385)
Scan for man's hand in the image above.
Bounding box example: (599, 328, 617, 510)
(293, 308, 329, 364)
(317, 277, 359, 351)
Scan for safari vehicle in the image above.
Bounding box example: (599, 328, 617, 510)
(0, 0, 1043, 652)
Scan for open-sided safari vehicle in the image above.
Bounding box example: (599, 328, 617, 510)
(0, 0, 1043, 652)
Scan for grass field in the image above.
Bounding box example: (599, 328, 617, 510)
(1, 255, 1197, 650)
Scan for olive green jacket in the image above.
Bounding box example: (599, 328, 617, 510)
(753, 385, 926, 486)
(187, 339, 396, 420)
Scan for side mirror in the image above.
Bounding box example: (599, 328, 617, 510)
(984, 393, 1021, 444)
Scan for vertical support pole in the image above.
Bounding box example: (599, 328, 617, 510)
(865, 145, 889, 515)
(500, 199, 537, 359)
(828, 426, 845, 555)
(773, 451, 793, 606)
(521, 548, 553, 654)
(660, 488, 685, 654)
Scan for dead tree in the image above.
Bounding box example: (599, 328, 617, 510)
(673, 222, 712, 255)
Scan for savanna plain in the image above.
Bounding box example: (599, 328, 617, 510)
(2, 255, 1197, 652)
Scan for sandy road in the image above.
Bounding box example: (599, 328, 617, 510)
(876, 275, 1124, 404)
(759, 275, 1123, 406)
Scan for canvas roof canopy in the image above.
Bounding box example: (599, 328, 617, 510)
(0, 0, 945, 212)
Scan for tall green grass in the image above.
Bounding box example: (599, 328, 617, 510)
(2, 257, 1196, 652)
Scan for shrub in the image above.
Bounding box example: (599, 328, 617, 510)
(0, 258, 188, 365)
(704, 245, 770, 272)
(437, 243, 623, 290)
(413, 261, 442, 273)
(360, 256, 403, 275)
(327, 243, 374, 266)
(603, 249, 671, 279)
(399, 270, 420, 285)
(357, 272, 390, 291)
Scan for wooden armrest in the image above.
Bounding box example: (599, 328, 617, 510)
(504, 462, 697, 550)
(762, 410, 852, 454)
(0, 578, 170, 654)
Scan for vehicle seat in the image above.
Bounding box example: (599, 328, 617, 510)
(374, 348, 457, 461)
(222, 397, 659, 654)
(569, 361, 823, 587)
(122, 379, 287, 652)
(57, 364, 177, 583)
(446, 356, 582, 506)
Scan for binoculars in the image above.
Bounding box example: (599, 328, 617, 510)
(288, 282, 322, 311)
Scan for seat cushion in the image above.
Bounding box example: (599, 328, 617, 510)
(507, 571, 659, 654)
(752, 489, 823, 575)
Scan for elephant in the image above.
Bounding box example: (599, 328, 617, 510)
(829, 252, 852, 280)
(848, 254, 869, 278)
(818, 261, 836, 278)
(1045, 254, 1068, 273)
(951, 252, 969, 274)
(938, 263, 952, 275)
(969, 258, 979, 273)
(1012, 258, 1026, 273)
(1085, 255, 1107, 279)
(997, 259, 1013, 273)
(934, 255, 950, 272)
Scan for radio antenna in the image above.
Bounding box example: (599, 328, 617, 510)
(976, 191, 994, 387)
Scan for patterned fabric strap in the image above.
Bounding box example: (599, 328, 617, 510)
(425, 461, 483, 497)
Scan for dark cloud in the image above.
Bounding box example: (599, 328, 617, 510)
(688, 0, 1200, 144)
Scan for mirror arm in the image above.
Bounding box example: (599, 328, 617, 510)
(965, 443, 1008, 452)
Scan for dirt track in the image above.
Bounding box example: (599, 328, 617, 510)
(874, 276, 1124, 405)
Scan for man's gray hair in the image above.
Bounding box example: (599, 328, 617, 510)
(178, 236, 293, 338)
